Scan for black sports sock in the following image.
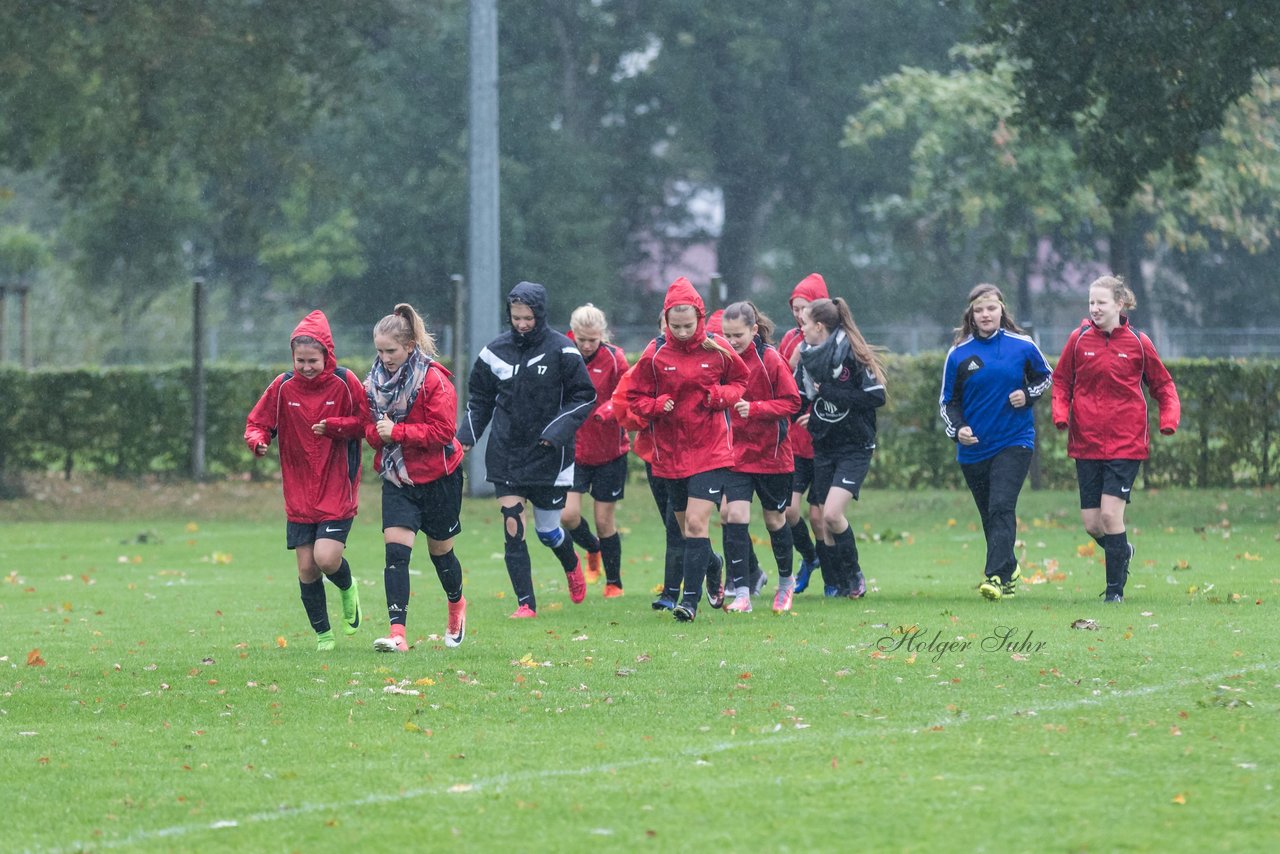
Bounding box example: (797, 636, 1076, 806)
(815, 540, 837, 589)
(505, 537, 536, 611)
(791, 519, 817, 564)
(662, 504, 684, 599)
(834, 526, 860, 591)
(569, 519, 600, 553)
(599, 533, 622, 586)
(681, 536, 713, 607)
(1093, 534, 1106, 547)
(748, 545, 764, 590)
(549, 532, 579, 573)
(300, 578, 330, 633)
(1103, 531, 1129, 593)
(384, 542, 412, 626)
(429, 550, 464, 603)
(326, 557, 353, 590)
(723, 522, 751, 590)
(769, 524, 794, 578)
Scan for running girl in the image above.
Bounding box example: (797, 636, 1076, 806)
(626, 277, 749, 622)
(458, 281, 597, 618)
(719, 301, 803, 613)
(563, 304, 630, 598)
(795, 297, 887, 599)
(320, 303, 467, 652)
(940, 284, 1052, 601)
(1052, 275, 1179, 603)
(245, 310, 366, 651)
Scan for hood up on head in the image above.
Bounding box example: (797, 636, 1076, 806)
(508, 280, 550, 349)
(290, 309, 337, 377)
(790, 273, 829, 307)
(662, 277, 707, 351)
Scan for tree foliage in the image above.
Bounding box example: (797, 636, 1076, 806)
(974, 0, 1280, 207)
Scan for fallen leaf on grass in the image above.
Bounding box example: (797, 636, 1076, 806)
(448, 783, 474, 793)
(1070, 619, 1099, 631)
(276, 637, 288, 649)
(27, 649, 46, 667)
(1172, 793, 1187, 805)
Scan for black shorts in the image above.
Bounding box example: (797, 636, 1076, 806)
(724, 470, 793, 512)
(382, 467, 464, 540)
(286, 518, 353, 550)
(661, 467, 732, 514)
(811, 449, 873, 504)
(791, 455, 815, 496)
(496, 482, 570, 512)
(571, 455, 627, 502)
(1076, 459, 1142, 508)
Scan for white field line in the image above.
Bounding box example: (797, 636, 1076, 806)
(40, 661, 1273, 854)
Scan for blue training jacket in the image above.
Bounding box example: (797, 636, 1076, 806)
(939, 329, 1053, 464)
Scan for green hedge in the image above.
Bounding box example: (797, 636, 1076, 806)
(1, 358, 1277, 488)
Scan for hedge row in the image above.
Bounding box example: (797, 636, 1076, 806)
(1, 358, 1276, 489)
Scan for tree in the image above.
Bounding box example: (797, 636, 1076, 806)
(845, 46, 1107, 325)
(0, 0, 399, 311)
(972, 0, 1280, 302)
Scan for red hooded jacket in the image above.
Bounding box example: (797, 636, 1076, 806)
(344, 360, 465, 485)
(626, 277, 749, 479)
(610, 363, 653, 463)
(776, 273, 829, 459)
(730, 338, 802, 474)
(1051, 316, 1180, 460)
(245, 310, 367, 523)
(570, 338, 631, 467)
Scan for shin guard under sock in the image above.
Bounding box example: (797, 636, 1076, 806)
(723, 522, 752, 590)
(384, 542, 412, 627)
(429, 550, 464, 603)
(681, 536, 713, 607)
(791, 519, 817, 564)
(1103, 531, 1129, 593)
(834, 526, 859, 590)
(769, 524, 794, 578)
(327, 557, 353, 591)
(299, 578, 329, 633)
(599, 533, 622, 586)
(569, 519, 600, 553)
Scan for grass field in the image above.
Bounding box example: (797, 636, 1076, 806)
(3, 473, 1278, 853)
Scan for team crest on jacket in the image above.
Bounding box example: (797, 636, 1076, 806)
(838, 366, 851, 382)
(814, 399, 848, 423)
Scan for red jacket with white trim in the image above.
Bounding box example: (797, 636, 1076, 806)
(1051, 316, 1180, 460)
(626, 277, 749, 479)
(731, 337, 802, 474)
(777, 272, 829, 458)
(572, 340, 631, 467)
(360, 360, 465, 483)
(244, 310, 366, 523)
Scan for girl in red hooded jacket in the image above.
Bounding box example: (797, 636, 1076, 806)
(321, 303, 468, 652)
(777, 273, 828, 593)
(626, 277, 749, 622)
(1052, 275, 1180, 603)
(245, 310, 367, 652)
(562, 304, 630, 598)
(719, 301, 803, 614)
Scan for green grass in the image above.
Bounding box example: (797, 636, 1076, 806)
(3, 476, 1279, 852)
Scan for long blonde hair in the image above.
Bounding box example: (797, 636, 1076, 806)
(373, 303, 437, 356)
(806, 297, 887, 386)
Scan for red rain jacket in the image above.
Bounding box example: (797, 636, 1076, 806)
(731, 338, 802, 474)
(1051, 316, 1180, 460)
(626, 277, 749, 479)
(245, 310, 367, 523)
(777, 273, 829, 459)
(570, 338, 631, 467)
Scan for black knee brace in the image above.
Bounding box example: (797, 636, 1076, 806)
(502, 503, 526, 548)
